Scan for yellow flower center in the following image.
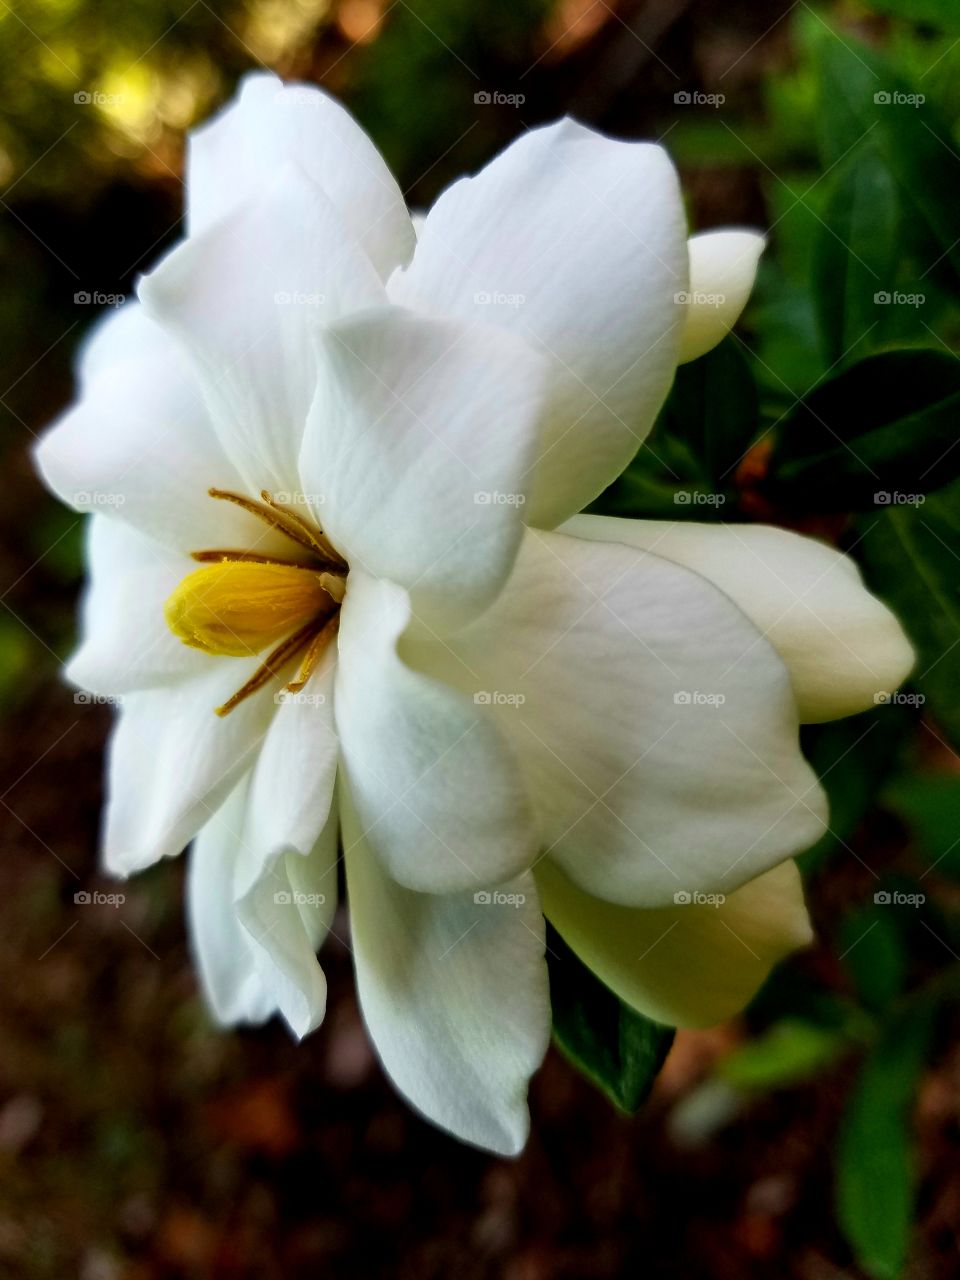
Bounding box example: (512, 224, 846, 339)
(164, 488, 347, 716)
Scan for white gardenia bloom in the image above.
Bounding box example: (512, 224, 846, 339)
(35, 74, 914, 1155)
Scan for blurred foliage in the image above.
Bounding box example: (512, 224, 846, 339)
(3, 0, 960, 1277)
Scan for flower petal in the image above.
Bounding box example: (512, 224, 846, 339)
(34, 306, 264, 553)
(678, 230, 765, 364)
(342, 788, 549, 1154)
(537, 857, 812, 1028)
(565, 515, 915, 722)
(188, 72, 415, 280)
(390, 119, 687, 528)
(300, 306, 548, 630)
(334, 569, 538, 894)
(104, 657, 276, 876)
(187, 778, 275, 1027)
(139, 165, 385, 495)
(67, 516, 209, 695)
(412, 527, 826, 908)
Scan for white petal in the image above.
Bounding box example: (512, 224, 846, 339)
(187, 777, 275, 1026)
(67, 516, 208, 695)
(139, 165, 385, 495)
(104, 658, 276, 876)
(301, 306, 548, 630)
(678, 230, 765, 364)
(342, 788, 549, 1154)
(35, 306, 263, 553)
(538, 858, 812, 1028)
(334, 570, 538, 894)
(565, 515, 915, 722)
(412, 528, 826, 908)
(231, 649, 340, 1037)
(188, 72, 415, 280)
(390, 120, 688, 528)
(188, 777, 338, 1037)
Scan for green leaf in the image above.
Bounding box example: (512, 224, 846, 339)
(839, 906, 908, 1014)
(862, 0, 960, 32)
(856, 481, 960, 749)
(767, 349, 960, 510)
(547, 925, 674, 1113)
(718, 1019, 849, 1091)
(885, 770, 960, 880)
(798, 703, 916, 875)
(812, 140, 900, 367)
(816, 37, 960, 287)
(835, 998, 935, 1279)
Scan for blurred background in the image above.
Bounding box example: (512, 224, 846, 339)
(3, 0, 960, 1276)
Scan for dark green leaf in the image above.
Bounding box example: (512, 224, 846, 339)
(885, 770, 960, 880)
(768, 349, 960, 509)
(812, 140, 899, 367)
(836, 998, 935, 1279)
(861, 0, 960, 31)
(856, 481, 960, 749)
(839, 906, 908, 1013)
(718, 1019, 848, 1091)
(817, 37, 960, 287)
(547, 925, 674, 1113)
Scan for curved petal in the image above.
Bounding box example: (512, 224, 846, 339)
(187, 778, 276, 1027)
(188, 72, 415, 281)
(139, 164, 385, 495)
(389, 119, 688, 528)
(678, 230, 765, 364)
(537, 858, 812, 1028)
(412, 528, 826, 908)
(342, 788, 549, 1155)
(301, 306, 548, 630)
(103, 657, 276, 876)
(334, 570, 538, 894)
(565, 515, 915, 722)
(188, 776, 338, 1037)
(67, 516, 209, 695)
(34, 308, 265, 553)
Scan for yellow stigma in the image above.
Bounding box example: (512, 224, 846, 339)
(164, 561, 336, 657)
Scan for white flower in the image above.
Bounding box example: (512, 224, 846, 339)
(34, 73, 913, 1154)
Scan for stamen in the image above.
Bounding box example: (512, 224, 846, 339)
(259, 490, 346, 568)
(285, 613, 339, 693)
(191, 549, 317, 568)
(208, 487, 325, 558)
(215, 618, 320, 717)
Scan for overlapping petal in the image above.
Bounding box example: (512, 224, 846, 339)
(335, 570, 538, 894)
(566, 515, 915, 721)
(538, 858, 812, 1027)
(342, 789, 549, 1154)
(188, 72, 415, 280)
(678, 230, 765, 364)
(390, 119, 688, 528)
(301, 305, 548, 629)
(413, 526, 826, 908)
